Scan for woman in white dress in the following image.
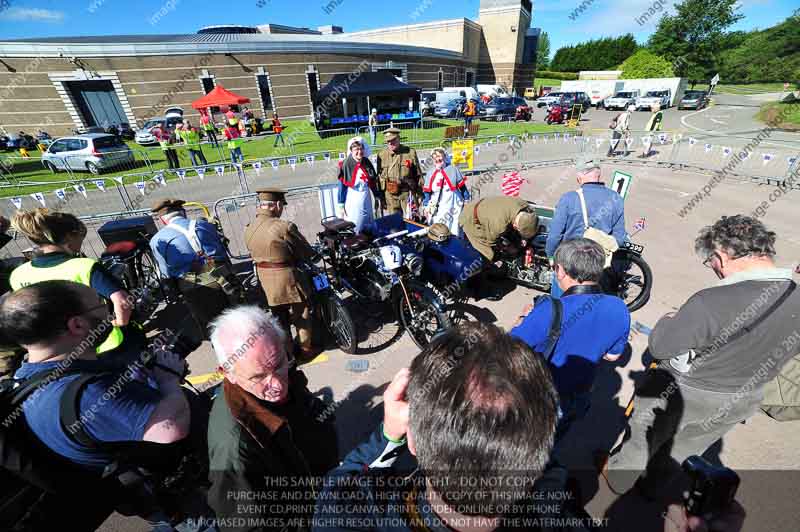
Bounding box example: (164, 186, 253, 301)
(337, 136, 381, 233)
(422, 147, 471, 236)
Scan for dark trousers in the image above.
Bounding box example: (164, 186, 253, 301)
(607, 369, 762, 496)
(164, 148, 180, 169)
(273, 133, 285, 147)
(188, 149, 207, 167)
(177, 270, 231, 341)
(205, 129, 218, 146)
(608, 130, 624, 156)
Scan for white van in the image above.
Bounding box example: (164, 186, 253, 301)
(477, 84, 509, 98)
(435, 91, 462, 109)
(442, 86, 479, 101)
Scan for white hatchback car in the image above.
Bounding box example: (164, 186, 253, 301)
(41, 134, 135, 175)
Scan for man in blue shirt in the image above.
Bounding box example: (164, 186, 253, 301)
(0, 281, 191, 471)
(511, 238, 630, 441)
(545, 155, 626, 298)
(150, 198, 239, 340)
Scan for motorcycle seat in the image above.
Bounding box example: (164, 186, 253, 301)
(101, 240, 139, 259)
(321, 217, 355, 234)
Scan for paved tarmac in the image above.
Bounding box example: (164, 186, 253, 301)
(95, 93, 800, 531)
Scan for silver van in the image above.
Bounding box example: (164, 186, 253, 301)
(41, 133, 135, 175)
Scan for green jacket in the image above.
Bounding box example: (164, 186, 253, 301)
(459, 196, 529, 260)
(207, 370, 338, 532)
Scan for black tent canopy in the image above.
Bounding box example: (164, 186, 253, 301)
(314, 71, 421, 100)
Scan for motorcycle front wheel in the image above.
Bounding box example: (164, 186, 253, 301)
(321, 294, 358, 354)
(397, 281, 452, 349)
(602, 250, 653, 312)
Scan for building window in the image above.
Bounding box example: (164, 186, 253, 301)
(437, 70, 443, 90)
(256, 71, 274, 115)
(466, 70, 475, 87)
(306, 67, 320, 106)
(200, 74, 218, 113)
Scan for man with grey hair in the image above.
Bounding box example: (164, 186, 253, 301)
(512, 238, 630, 441)
(207, 305, 338, 532)
(545, 155, 627, 298)
(605, 215, 799, 497)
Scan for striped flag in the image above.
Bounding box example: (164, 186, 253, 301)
(501, 171, 526, 197)
(633, 217, 646, 231)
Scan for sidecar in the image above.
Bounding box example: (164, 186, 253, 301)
(371, 213, 485, 290)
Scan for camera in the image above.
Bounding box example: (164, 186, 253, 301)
(682, 455, 740, 520)
(140, 330, 202, 375)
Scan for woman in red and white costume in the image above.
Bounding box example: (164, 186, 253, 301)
(336, 136, 381, 234)
(422, 147, 470, 237)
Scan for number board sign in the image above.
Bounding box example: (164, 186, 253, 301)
(609, 170, 633, 199)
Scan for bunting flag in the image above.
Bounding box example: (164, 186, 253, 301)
(531, 135, 537, 143)
(196, 167, 206, 180)
(55, 189, 66, 201)
(10, 197, 22, 210)
(94, 179, 106, 192)
(501, 171, 526, 197)
(176, 169, 186, 181)
(271, 159, 280, 171)
(474, 145, 480, 154)
(704, 143, 713, 153)
(73, 184, 87, 198)
(739, 150, 750, 160)
(633, 217, 646, 231)
(788, 156, 797, 168)
(234, 162, 244, 174)
(135, 182, 146, 195)
(215, 165, 225, 177)
(288, 157, 297, 170)
(762, 153, 773, 165)
(625, 136, 634, 148)
(564, 133, 570, 141)
(30, 192, 46, 207)
(722, 147, 732, 158)
(596, 138, 604, 148)
(338, 152, 346, 161)
(610, 137, 620, 151)
(305, 155, 315, 166)
(112, 176, 125, 185)
(323, 152, 331, 162)
(658, 134, 668, 144)
(487, 139, 494, 145)
(641, 136, 652, 148)
(542, 135, 547, 143)
(554, 133, 560, 139)
(154, 173, 167, 187)
(673, 133, 683, 144)
(253, 161, 262, 174)
(688, 137, 697, 147)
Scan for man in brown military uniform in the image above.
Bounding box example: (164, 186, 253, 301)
(376, 127, 423, 217)
(244, 189, 317, 360)
(459, 196, 539, 261)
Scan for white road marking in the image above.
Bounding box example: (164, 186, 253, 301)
(709, 118, 728, 125)
(679, 102, 798, 149)
(681, 105, 717, 134)
(661, 187, 691, 197)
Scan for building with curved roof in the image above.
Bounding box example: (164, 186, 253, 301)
(0, 0, 537, 135)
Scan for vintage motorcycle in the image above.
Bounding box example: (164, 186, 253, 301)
(315, 216, 451, 350)
(498, 205, 653, 311)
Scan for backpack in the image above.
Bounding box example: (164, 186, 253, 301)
(0, 367, 192, 526)
(761, 352, 800, 421)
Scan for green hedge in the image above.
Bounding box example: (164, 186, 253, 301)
(535, 71, 579, 81)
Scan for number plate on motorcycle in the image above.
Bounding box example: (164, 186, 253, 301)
(313, 273, 330, 291)
(379, 245, 403, 270)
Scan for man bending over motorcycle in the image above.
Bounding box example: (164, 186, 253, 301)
(459, 196, 538, 300)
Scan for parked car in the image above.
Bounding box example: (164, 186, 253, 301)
(678, 90, 708, 110)
(604, 90, 641, 111)
(559, 92, 592, 113)
(135, 118, 164, 145)
(435, 97, 471, 118)
(481, 97, 527, 120)
(636, 89, 671, 110)
(536, 91, 563, 108)
(41, 133, 135, 175)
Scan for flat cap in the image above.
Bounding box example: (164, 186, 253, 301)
(256, 188, 288, 205)
(151, 198, 185, 214)
(383, 127, 401, 141)
(575, 154, 601, 172)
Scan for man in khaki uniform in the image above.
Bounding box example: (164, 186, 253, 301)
(459, 196, 539, 261)
(376, 127, 422, 217)
(244, 189, 317, 359)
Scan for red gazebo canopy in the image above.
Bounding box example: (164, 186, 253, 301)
(191, 85, 251, 110)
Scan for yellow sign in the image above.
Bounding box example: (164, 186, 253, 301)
(451, 139, 474, 170)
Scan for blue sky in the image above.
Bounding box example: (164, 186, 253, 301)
(0, 0, 795, 56)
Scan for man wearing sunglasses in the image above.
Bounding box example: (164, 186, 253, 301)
(605, 215, 799, 498)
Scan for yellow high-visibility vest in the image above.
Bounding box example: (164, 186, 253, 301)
(10, 258, 124, 354)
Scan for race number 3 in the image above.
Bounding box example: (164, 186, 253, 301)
(609, 170, 633, 199)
